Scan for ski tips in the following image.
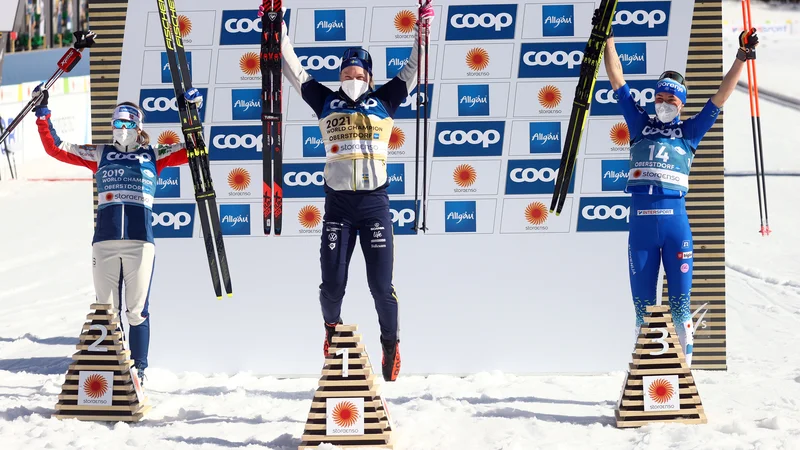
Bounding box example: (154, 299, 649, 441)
(227, 293, 233, 298)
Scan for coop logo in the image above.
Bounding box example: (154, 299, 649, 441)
(445, 200, 477, 233)
(386, 163, 406, 195)
(396, 84, 435, 119)
(611, 1, 671, 37)
(610, 122, 631, 147)
(231, 88, 262, 121)
(139, 88, 208, 123)
(106, 152, 152, 164)
(209, 126, 262, 161)
(576, 196, 631, 232)
(591, 80, 657, 116)
(505, 159, 572, 195)
(542, 5, 574, 37)
(295, 46, 349, 81)
(283, 163, 326, 198)
(466, 48, 490, 73)
(642, 125, 683, 140)
(457, 84, 490, 116)
(156, 167, 180, 198)
(446, 4, 517, 41)
(161, 51, 192, 83)
(386, 47, 412, 78)
(601, 159, 630, 191)
(389, 200, 418, 235)
(302, 126, 326, 157)
(616, 42, 647, 74)
(220, 10, 260, 45)
(152, 203, 195, 238)
(315, 10, 346, 41)
(394, 9, 417, 35)
(518, 42, 584, 78)
(219, 204, 250, 235)
(529, 122, 561, 154)
(433, 121, 504, 157)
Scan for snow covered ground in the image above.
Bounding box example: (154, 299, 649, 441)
(2, 3, 800, 449)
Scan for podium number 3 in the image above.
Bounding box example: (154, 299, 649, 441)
(649, 328, 668, 356)
(336, 348, 349, 378)
(87, 324, 108, 352)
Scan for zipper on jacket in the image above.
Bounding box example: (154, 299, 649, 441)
(120, 203, 125, 239)
(353, 160, 356, 191)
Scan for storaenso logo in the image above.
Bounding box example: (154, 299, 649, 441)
(282, 163, 326, 198)
(505, 159, 573, 195)
(139, 88, 207, 124)
(445, 4, 517, 40)
(590, 80, 657, 116)
(433, 121, 504, 157)
(209, 126, 263, 161)
(518, 42, 584, 78)
(151, 203, 196, 238)
(106, 152, 152, 164)
(295, 47, 349, 81)
(611, 1, 671, 37)
(576, 196, 632, 232)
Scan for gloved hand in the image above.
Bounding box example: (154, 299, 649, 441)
(592, 8, 613, 39)
(32, 83, 50, 117)
(738, 28, 759, 61)
(184, 88, 203, 109)
(419, 0, 434, 24)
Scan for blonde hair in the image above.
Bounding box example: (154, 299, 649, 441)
(113, 101, 150, 146)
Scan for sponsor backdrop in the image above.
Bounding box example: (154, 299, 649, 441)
(116, 0, 696, 374)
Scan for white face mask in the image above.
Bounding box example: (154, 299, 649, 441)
(655, 102, 679, 123)
(341, 79, 368, 102)
(113, 128, 139, 150)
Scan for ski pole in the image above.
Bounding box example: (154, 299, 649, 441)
(741, 0, 770, 235)
(412, 0, 423, 233)
(421, 6, 430, 233)
(0, 30, 96, 147)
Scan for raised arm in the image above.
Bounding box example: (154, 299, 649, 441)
(603, 37, 625, 91)
(33, 88, 98, 172)
(711, 28, 758, 108)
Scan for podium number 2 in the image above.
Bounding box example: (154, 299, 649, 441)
(87, 324, 108, 352)
(336, 348, 349, 378)
(649, 328, 668, 356)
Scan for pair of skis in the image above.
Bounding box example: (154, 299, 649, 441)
(0, 119, 17, 180)
(550, 0, 618, 215)
(156, 0, 233, 299)
(413, 0, 432, 233)
(259, 0, 283, 235)
(741, 0, 770, 236)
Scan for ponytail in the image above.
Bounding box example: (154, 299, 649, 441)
(139, 129, 151, 146)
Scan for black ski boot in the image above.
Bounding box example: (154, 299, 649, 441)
(381, 338, 401, 382)
(323, 320, 343, 357)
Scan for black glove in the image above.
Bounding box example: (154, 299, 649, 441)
(737, 28, 758, 61)
(591, 8, 614, 39)
(73, 30, 97, 49)
(33, 84, 49, 107)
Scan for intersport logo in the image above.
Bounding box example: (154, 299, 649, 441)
(518, 42, 584, 78)
(445, 4, 517, 41)
(209, 126, 263, 161)
(433, 121, 504, 157)
(139, 88, 208, 124)
(590, 80, 657, 116)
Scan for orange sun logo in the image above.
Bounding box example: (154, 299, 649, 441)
(388, 127, 405, 150)
(648, 378, 675, 404)
(631, 168, 642, 178)
(610, 122, 630, 146)
(227, 168, 251, 191)
(104, 192, 113, 202)
(332, 400, 360, 428)
(178, 15, 192, 37)
(158, 130, 180, 145)
(525, 202, 548, 225)
(453, 164, 477, 188)
(298, 205, 322, 229)
(394, 10, 416, 34)
(239, 52, 261, 76)
(538, 85, 562, 109)
(83, 374, 108, 399)
(466, 48, 490, 71)
(330, 144, 339, 154)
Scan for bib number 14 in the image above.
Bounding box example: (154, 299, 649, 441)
(649, 145, 669, 163)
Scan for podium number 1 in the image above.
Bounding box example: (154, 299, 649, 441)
(649, 328, 668, 356)
(336, 348, 349, 378)
(87, 324, 108, 352)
